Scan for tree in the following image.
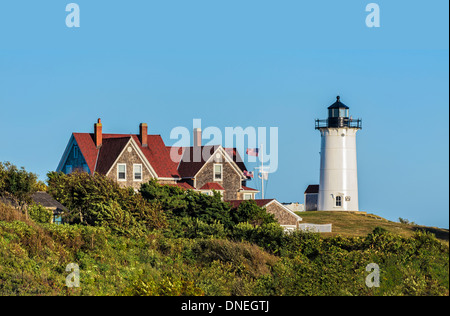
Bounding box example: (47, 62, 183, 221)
(0, 161, 38, 215)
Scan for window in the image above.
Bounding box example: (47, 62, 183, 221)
(53, 214, 62, 225)
(336, 196, 342, 207)
(214, 164, 222, 181)
(339, 109, 348, 117)
(82, 164, 89, 173)
(329, 108, 340, 117)
(66, 165, 72, 174)
(73, 145, 79, 158)
(117, 164, 126, 181)
(133, 164, 142, 181)
(243, 193, 253, 200)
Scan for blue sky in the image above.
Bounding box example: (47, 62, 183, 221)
(0, 1, 448, 228)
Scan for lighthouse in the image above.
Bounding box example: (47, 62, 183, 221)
(315, 96, 362, 211)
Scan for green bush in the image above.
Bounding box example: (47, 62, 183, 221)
(232, 200, 277, 226)
(140, 180, 233, 227)
(46, 172, 166, 235)
(28, 204, 52, 224)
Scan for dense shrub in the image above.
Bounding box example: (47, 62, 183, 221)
(192, 239, 279, 278)
(0, 217, 448, 296)
(46, 172, 166, 235)
(164, 217, 227, 239)
(28, 204, 52, 224)
(140, 180, 234, 227)
(140, 180, 277, 233)
(232, 200, 277, 226)
(1, 168, 447, 296)
(0, 202, 29, 223)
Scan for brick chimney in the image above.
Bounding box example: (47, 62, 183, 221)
(193, 128, 202, 147)
(94, 118, 102, 148)
(139, 123, 148, 147)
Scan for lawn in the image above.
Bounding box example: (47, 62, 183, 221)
(296, 211, 449, 242)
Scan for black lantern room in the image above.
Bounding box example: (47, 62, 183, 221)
(315, 96, 362, 129)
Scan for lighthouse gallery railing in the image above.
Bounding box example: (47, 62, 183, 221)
(315, 118, 362, 129)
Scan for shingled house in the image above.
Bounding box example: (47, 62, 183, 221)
(57, 120, 258, 199)
(56, 120, 305, 230)
(168, 138, 259, 200)
(227, 199, 302, 230)
(57, 120, 180, 189)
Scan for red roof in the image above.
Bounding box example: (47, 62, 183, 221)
(176, 145, 221, 178)
(162, 182, 195, 190)
(226, 199, 275, 209)
(199, 182, 225, 191)
(73, 133, 180, 178)
(166, 145, 248, 178)
(241, 186, 258, 192)
(224, 147, 247, 174)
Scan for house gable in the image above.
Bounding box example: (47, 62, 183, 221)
(57, 135, 90, 174)
(196, 146, 246, 181)
(228, 199, 302, 228)
(264, 199, 302, 226)
(104, 137, 159, 189)
(194, 147, 245, 201)
(174, 145, 257, 200)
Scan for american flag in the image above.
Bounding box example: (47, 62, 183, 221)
(243, 170, 254, 178)
(246, 148, 259, 156)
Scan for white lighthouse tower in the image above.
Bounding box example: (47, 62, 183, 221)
(315, 96, 362, 211)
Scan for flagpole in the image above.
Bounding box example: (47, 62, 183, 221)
(261, 143, 264, 199)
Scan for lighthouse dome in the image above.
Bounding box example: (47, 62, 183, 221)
(328, 96, 349, 110)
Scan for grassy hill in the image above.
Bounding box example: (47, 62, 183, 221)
(297, 211, 449, 242)
(1, 166, 448, 296)
(1, 202, 449, 296)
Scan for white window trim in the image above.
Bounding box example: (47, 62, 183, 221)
(117, 163, 127, 181)
(243, 193, 253, 200)
(133, 164, 143, 181)
(213, 163, 223, 181)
